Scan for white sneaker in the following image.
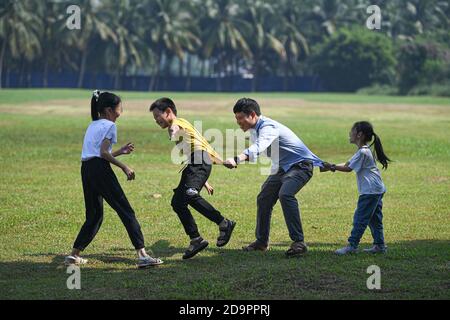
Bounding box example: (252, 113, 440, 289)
(64, 255, 88, 266)
(363, 245, 387, 254)
(335, 245, 358, 255)
(137, 256, 164, 269)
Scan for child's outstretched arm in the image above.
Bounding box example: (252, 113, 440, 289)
(100, 139, 135, 180)
(331, 161, 353, 173)
(112, 142, 135, 157)
(321, 161, 352, 173)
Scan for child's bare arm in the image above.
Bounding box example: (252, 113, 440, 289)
(204, 181, 214, 195)
(332, 162, 353, 173)
(112, 142, 135, 157)
(100, 139, 135, 180)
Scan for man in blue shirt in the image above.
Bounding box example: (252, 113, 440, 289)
(224, 98, 324, 257)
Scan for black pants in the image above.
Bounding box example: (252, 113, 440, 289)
(171, 151, 224, 239)
(73, 158, 145, 251)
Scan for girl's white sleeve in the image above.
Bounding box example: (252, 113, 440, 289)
(104, 123, 118, 144)
(348, 150, 363, 172)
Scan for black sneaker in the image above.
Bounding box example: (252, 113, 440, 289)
(182, 237, 209, 260)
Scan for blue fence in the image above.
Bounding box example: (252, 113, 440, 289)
(1, 72, 325, 92)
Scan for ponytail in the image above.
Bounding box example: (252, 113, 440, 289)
(371, 133, 391, 170)
(91, 90, 101, 121)
(90, 90, 121, 121)
(353, 121, 392, 170)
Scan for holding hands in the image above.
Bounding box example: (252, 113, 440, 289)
(320, 162, 336, 172)
(223, 158, 238, 169)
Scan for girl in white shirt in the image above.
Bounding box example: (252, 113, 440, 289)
(324, 121, 391, 255)
(65, 90, 163, 268)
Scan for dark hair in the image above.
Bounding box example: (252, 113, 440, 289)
(91, 90, 122, 121)
(233, 98, 261, 116)
(352, 121, 392, 170)
(149, 97, 178, 116)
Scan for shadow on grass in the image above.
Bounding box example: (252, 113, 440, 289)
(1, 240, 449, 299)
(16, 239, 450, 267)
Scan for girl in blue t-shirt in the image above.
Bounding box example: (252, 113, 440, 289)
(65, 91, 163, 268)
(323, 121, 391, 255)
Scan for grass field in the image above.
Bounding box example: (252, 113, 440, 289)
(0, 89, 449, 300)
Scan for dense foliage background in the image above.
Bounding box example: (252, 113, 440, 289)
(0, 0, 449, 94)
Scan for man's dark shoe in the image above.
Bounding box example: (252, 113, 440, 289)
(285, 241, 308, 258)
(183, 237, 209, 260)
(242, 240, 268, 252)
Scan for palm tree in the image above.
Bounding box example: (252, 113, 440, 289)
(304, 0, 358, 38)
(276, 0, 310, 91)
(384, 0, 449, 39)
(143, 0, 201, 91)
(101, 0, 152, 89)
(36, 1, 79, 87)
(0, 0, 43, 88)
(197, 0, 253, 91)
(245, 0, 286, 91)
(66, 0, 116, 88)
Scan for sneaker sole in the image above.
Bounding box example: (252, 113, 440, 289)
(335, 251, 358, 255)
(182, 241, 209, 260)
(363, 250, 387, 254)
(64, 260, 87, 266)
(137, 261, 164, 269)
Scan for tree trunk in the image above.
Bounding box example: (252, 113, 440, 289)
(185, 54, 192, 91)
(43, 58, 49, 88)
(233, 56, 238, 76)
(26, 63, 32, 88)
(216, 57, 222, 92)
(114, 68, 121, 90)
(252, 61, 258, 92)
(200, 59, 205, 78)
(178, 56, 183, 77)
(6, 69, 10, 87)
(77, 49, 88, 88)
(149, 49, 162, 91)
(0, 41, 6, 89)
(209, 59, 213, 78)
(283, 60, 289, 92)
(19, 61, 25, 87)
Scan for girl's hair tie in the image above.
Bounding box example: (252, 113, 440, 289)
(93, 90, 101, 102)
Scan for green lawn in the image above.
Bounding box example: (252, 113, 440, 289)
(0, 89, 449, 299)
(1, 88, 450, 106)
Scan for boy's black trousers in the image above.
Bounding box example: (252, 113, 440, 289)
(171, 151, 225, 239)
(73, 158, 145, 251)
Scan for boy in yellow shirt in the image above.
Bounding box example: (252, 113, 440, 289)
(149, 98, 236, 259)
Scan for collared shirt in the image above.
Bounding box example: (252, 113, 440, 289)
(243, 116, 323, 173)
